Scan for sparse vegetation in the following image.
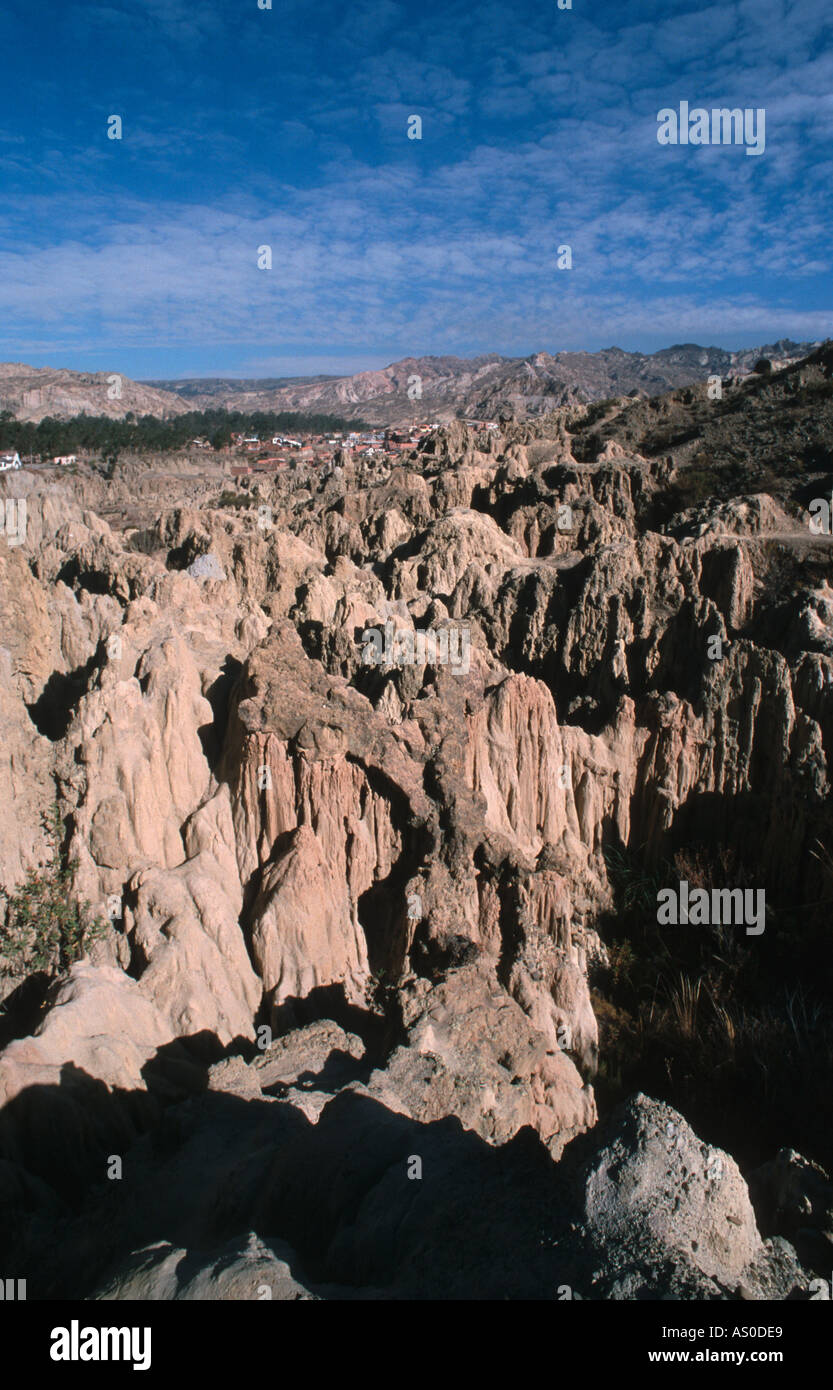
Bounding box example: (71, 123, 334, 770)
(594, 842, 833, 1171)
(215, 490, 254, 510)
(567, 398, 618, 433)
(0, 803, 107, 978)
(674, 464, 722, 503)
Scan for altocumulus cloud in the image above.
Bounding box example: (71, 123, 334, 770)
(0, 0, 830, 368)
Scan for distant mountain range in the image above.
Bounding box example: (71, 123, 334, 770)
(143, 340, 821, 424)
(0, 341, 821, 425)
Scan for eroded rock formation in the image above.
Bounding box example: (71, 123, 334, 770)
(2, 348, 833, 1298)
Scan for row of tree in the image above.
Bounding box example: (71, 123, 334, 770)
(0, 407, 370, 459)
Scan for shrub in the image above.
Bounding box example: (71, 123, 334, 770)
(215, 491, 252, 510)
(0, 803, 107, 978)
(595, 840, 833, 1171)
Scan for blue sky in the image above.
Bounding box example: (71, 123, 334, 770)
(0, 0, 831, 379)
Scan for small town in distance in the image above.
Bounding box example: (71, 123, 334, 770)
(1, 420, 502, 477)
(227, 419, 500, 476)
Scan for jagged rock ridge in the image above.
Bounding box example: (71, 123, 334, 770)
(1, 346, 832, 1298)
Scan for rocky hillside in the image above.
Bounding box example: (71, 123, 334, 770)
(0, 363, 189, 424)
(146, 339, 817, 425)
(1, 345, 832, 1300)
(2, 339, 817, 428)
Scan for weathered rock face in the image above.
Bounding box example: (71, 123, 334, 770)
(562, 1095, 808, 1302)
(224, 623, 433, 993)
(125, 789, 261, 1044)
(1, 356, 831, 1298)
(748, 1147, 833, 1269)
(0, 962, 175, 1207)
(94, 1233, 319, 1302)
(250, 824, 369, 1009)
(465, 673, 637, 861)
(0, 963, 172, 1107)
(69, 631, 215, 897)
(376, 962, 596, 1156)
(0, 541, 62, 907)
(579, 1093, 762, 1285)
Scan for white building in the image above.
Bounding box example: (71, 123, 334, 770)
(53, 455, 77, 466)
(0, 452, 21, 470)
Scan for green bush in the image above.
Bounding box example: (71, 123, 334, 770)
(0, 804, 107, 978)
(214, 491, 253, 510)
